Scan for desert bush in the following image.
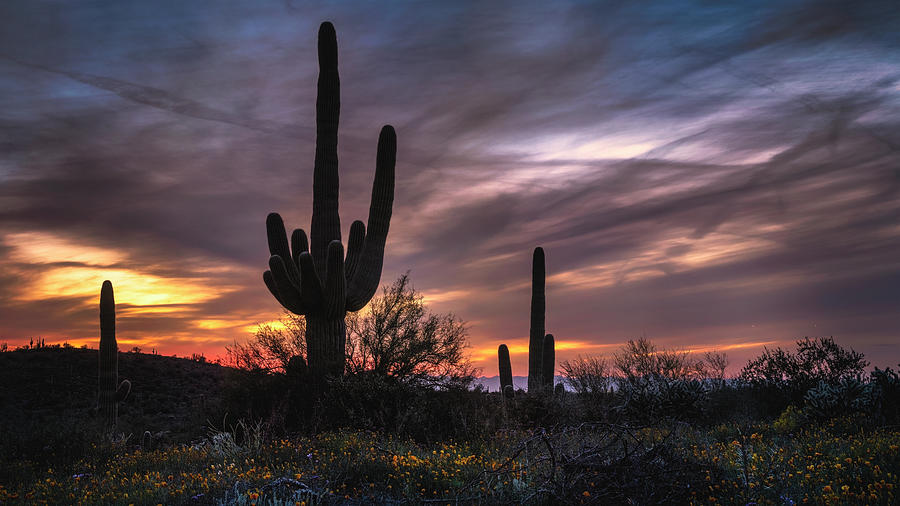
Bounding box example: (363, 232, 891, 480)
(230, 274, 473, 385)
(225, 274, 479, 434)
(740, 337, 868, 417)
(740, 336, 868, 388)
(616, 375, 710, 422)
(561, 355, 613, 395)
(345, 273, 474, 386)
(221, 367, 292, 426)
(609, 338, 722, 422)
(226, 312, 307, 373)
(804, 377, 881, 421)
(560, 355, 616, 421)
(871, 366, 900, 424)
(308, 373, 506, 441)
(705, 350, 729, 386)
(773, 404, 806, 434)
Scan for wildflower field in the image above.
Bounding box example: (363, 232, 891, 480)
(2, 415, 898, 505)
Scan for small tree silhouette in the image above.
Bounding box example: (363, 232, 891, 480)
(345, 274, 473, 386)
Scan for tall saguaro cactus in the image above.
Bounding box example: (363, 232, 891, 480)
(527, 247, 546, 392)
(99, 280, 130, 429)
(498, 247, 558, 395)
(263, 22, 396, 377)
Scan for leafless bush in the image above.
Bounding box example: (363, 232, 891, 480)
(225, 312, 306, 373)
(561, 355, 612, 395)
(346, 273, 475, 386)
(228, 274, 474, 386)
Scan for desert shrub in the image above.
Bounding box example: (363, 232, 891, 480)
(557, 340, 735, 424)
(226, 312, 307, 373)
(221, 368, 292, 426)
(803, 377, 881, 421)
(224, 274, 479, 435)
(610, 338, 722, 422)
(562, 355, 613, 395)
(616, 376, 711, 423)
(308, 373, 506, 441)
(231, 274, 474, 385)
(560, 355, 616, 421)
(740, 337, 868, 417)
(773, 404, 806, 434)
(345, 273, 474, 386)
(870, 365, 900, 424)
(499, 387, 580, 429)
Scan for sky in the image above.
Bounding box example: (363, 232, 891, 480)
(1, 0, 898, 375)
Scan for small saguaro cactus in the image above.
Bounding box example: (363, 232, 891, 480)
(99, 280, 131, 429)
(527, 247, 546, 392)
(542, 333, 555, 390)
(263, 22, 396, 378)
(498, 344, 514, 398)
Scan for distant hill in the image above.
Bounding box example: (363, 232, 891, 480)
(0, 347, 229, 445)
(0, 348, 573, 442)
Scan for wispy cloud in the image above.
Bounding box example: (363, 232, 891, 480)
(0, 0, 898, 371)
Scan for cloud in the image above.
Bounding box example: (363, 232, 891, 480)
(0, 0, 898, 372)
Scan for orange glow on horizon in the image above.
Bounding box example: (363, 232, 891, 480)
(0, 232, 877, 378)
(5, 331, 831, 379)
(681, 340, 780, 355)
(469, 339, 620, 364)
(22, 267, 230, 307)
(8, 232, 243, 311)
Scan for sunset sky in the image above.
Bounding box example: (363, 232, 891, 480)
(1, 0, 898, 374)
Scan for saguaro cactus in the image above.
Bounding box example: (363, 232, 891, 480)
(542, 333, 555, 390)
(498, 247, 559, 395)
(498, 344, 513, 398)
(99, 280, 131, 429)
(263, 22, 396, 377)
(527, 247, 546, 392)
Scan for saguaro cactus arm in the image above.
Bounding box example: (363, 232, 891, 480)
(498, 344, 513, 397)
(344, 220, 365, 282)
(117, 379, 132, 402)
(345, 127, 395, 311)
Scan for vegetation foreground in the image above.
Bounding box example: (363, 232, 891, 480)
(1, 417, 899, 505)
(3, 300, 900, 504)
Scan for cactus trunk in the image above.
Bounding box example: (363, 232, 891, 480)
(498, 344, 513, 397)
(542, 334, 555, 390)
(305, 315, 347, 377)
(99, 281, 130, 429)
(527, 247, 546, 392)
(263, 22, 396, 379)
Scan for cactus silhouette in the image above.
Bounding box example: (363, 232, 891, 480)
(498, 344, 513, 398)
(527, 247, 546, 392)
(263, 22, 396, 377)
(542, 333, 555, 390)
(99, 280, 131, 429)
(498, 247, 558, 395)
